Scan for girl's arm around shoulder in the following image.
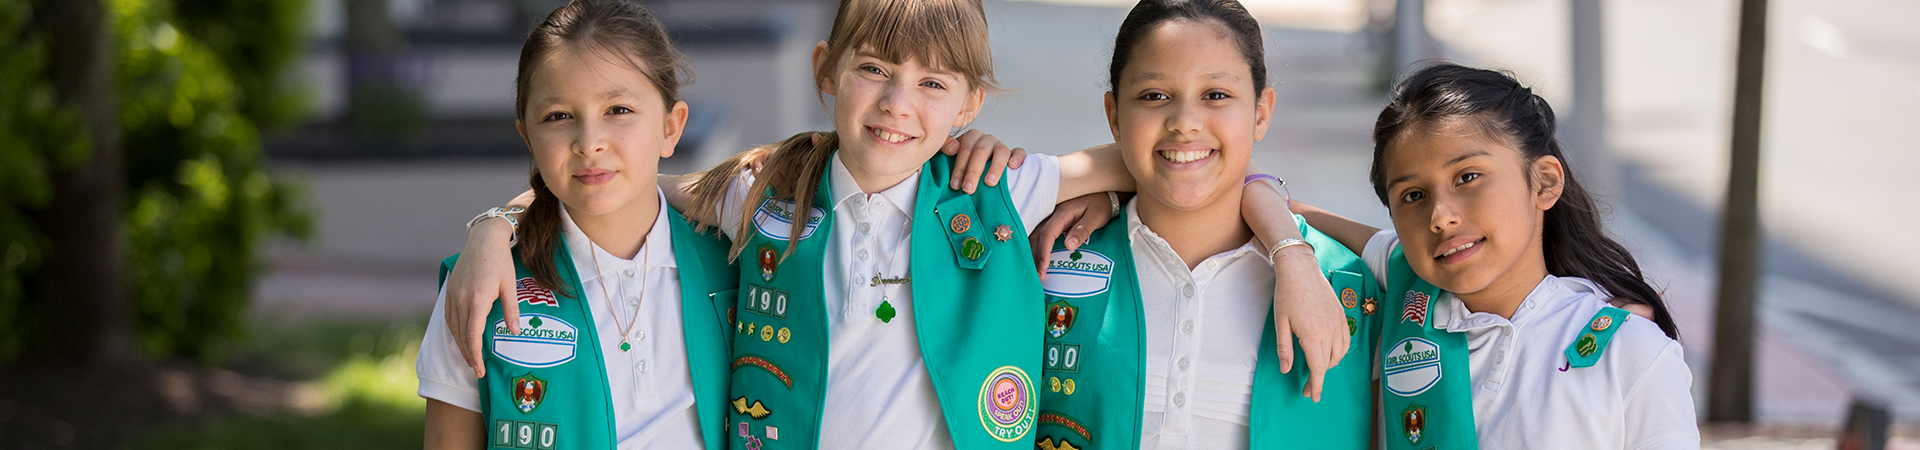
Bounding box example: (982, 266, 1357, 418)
(1612, 319, 1700, 449)
(1289, 200, 1380, 256)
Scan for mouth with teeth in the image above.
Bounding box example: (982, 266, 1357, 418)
(1157, 148, 1216, 165)
(867, 126, 915, 145)
(1434, 237, 1487, 263)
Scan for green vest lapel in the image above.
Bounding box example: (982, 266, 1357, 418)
(1033, 218, 1143, 450)
(912, 153, 1045, 449)
(1249, 218, 1382, 448)
(728, 166, 834, 450)
(435, 207, 737, 450)
(1380, 246, 1477, 450)
(665, 207, 742, 450)
(725, 152, 1044, 449)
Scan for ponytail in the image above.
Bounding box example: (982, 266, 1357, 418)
(518, 168, 573, 298)
(682, 131, 840, 262)
(1371, 63, 1680, 339)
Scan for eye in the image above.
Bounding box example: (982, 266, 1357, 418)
(1203, 90, 1231, 100)
(1455, 172, 1479, 185)
(1399, 189, 1425, 204)
(1138, 92, 1168, 102)
(608, 105, 634, 115)
(860, 64, 885, 76)
(920, 79, 946, 90)
(542, 111, 571, 122)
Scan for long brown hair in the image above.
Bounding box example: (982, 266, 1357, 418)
(513, 0, 689, 296)
(1370, 63, 1679, 339)
(682, 0, 998, 262)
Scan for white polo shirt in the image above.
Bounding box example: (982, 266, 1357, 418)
(417, 187, 704, 448)
(717, 153, 1062, 449)
(1362, 230, 1699, 449)
(1124, 201, 1273, 450)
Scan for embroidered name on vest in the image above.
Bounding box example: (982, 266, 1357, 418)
(491, 314, 578, 368)
(1042, 249, 1114, 298)
(752, 199, 824, 241)
(1383, 337, 1443, 397)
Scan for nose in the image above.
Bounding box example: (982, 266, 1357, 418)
(573, 116, 608, 156)
(1165, 98, 1202, 135)
(877, 80, 913, 118)
(1428, 192, 1463, 235)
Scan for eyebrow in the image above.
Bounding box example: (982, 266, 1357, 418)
(1386, 149, 1492, 187)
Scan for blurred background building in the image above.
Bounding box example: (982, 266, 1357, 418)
(2, 0, 1916, 448)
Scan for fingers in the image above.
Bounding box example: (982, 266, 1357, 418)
(983, 144, 1012, 187)
(1303, 343, 1330, 402)
(1029, 213, 1074, 280)
(941, 135, 960, 156)
(949, 131, 985, 190)
(1007, 147, 1028, 170)
(463, 299, 488, 378)
(1275, 317, 1295, 374)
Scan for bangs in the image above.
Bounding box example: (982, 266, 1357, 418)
(824, 0, 997, 92)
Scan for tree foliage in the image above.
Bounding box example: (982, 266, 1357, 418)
(0, 0, 313, 361)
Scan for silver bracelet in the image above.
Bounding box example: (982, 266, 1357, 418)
(1107, 191, 1121, 219)
(1265, 237, 1313, 263)
(468, 206, 525, 246)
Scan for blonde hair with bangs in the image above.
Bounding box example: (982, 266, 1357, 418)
(685, 0, 998, 261)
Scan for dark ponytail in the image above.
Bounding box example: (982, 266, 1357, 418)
(512, 0, 689, 296)
(1370, 63, 1680, 339)
(1109, 0, 1267, 94)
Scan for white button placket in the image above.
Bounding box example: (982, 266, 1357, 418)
(629, 268, 657, 401)
(1167, 268, 1199, 438)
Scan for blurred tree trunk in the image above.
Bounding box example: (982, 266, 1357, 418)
(29, 0, 129, 367)
(1708, 0, 1768, 424)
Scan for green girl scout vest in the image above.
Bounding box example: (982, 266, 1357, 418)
(1030, 215, 1381, 450)
(726, 152, 1045, 450)
(435, 207, 739, 450)
(1379, 246, 1475, 450)
(1377, 247, 1635, 449)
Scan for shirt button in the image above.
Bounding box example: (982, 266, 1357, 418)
(636, 360, 648, 373)
(1182, 283, 1195, 297)
(1181, 320, 1193, 334)
(623, 268, 635, 278)
(628, 297, 639, 306)
(857, 249, 869, 260)
(1173, 392, 1186, 406)
(636, 331, 646, 341)
(859, 222, 871, 234)
(1205, 260, 1219, 270)
(1177, 357, 1190, 370)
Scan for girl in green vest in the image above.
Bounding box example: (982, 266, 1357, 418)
(1017, 2, 1382, 449)
(441, 1, 1354, 448)
(1293, 63, 1699, 449)
(416, 1, 740, 448)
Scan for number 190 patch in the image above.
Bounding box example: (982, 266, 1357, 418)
(493, 420, 558, 449)
(742, 285, 789, 320)
(1043, 343, 1080, 373)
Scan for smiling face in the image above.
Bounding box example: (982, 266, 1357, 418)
(816, 46, 984, 191)
(1106, 19, 1274, 213)
(518, 46, 688, 218)
(1378, 122, 1562, 298)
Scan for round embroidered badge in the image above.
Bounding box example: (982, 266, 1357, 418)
(950, 214, 972, 234)
(1590, 315, 1614, 331)
(977, 365, 1036, 442)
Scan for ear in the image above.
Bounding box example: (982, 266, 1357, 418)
(812, 41, 837, 96)
(660, 101, 690, 159)
(1251, 86, 1276, 141)
(1531, 155, 1565, 211)
(1103, 92, 1121, 141)
(952, 86, 986, 128)
(517, 120, 530, 147)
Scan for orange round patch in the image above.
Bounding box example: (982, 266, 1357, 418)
(950, 214, 972, 233)
(1590, 315, 1614, 331)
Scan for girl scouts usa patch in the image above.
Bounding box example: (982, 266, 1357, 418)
(492, 314, 578, 368)
(1383, 337, 1443, 397)
(977, 366, 1037, 442)
(1042, 249, 1114, 298)
(752, 199, 824, 241)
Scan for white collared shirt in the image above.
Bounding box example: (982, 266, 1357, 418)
(717, 153, 1062, 449)
(417, 187, 704, 449)
(1362, 230, 1699, 449)
(1126, 201, 1273, 450)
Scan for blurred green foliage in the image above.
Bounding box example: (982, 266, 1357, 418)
(0, 0, 314, 361)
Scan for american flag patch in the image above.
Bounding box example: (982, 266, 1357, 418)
(1402, 291, 1429, 325)
(517, 277, 558, 307)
